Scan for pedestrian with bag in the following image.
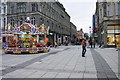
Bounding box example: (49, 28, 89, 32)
(82, 38, 87, 57)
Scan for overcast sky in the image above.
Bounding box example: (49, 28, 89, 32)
(59, 0, 97, 33)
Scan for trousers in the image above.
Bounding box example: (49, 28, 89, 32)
(82, 47, 86, 56)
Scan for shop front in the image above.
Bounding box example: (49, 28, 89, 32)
(107, 25, 120, 48)
(107, 34, 120, 48)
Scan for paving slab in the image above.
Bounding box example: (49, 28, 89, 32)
(69, 73, 83, 78)
(55, 72, 71, 78)
(1, 46, 119, 79)
(41, 72, 57, 78)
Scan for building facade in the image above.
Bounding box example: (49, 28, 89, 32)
(1, 1, 77, 45)
(70, 22, 77, 43)
(95, 1, 120, 48)
(75, 29, 84, 45)
(0, 0, 7, 36)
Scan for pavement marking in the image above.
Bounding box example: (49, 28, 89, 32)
(91, 49, 119, 80)
(2, 48, 70, 76)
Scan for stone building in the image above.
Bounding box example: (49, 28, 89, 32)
(0, 0, 7, 35)
(75, 29, 84, 45)
(95, 1, 120, 48)
(1, 1, 77, 45)
(70, 22, 77, 43)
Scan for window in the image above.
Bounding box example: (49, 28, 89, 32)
(17, 3, 26, 13)
(47, 21, 49, 26)
(100, 9, 102, 18)
(0, 7, 1, 14)
(103, 3, 107, 17)
(10, 19, 14, 27)
(31, 17, 35, 25)
(42, 3, 45, 8)
(4, 18, 6, 30)
(20, 18, 23, 25)
(107, 4, 110, 16)
(10, 6, 14, 14)
(39, 3, 42, 12)
(32, 3, 38, 12)
(118, 2, 120, 15)
(39, 18, 44, 25)
(4, 7, 6, 13)
(52, 22, 53, 29)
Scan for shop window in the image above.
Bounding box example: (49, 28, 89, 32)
(115, 35, 120, 47)
(107, 34, 115, 45)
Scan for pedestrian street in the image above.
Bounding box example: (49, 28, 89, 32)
(1, 46, 119, 80)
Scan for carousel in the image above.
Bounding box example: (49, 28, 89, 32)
(2, 22, 50, 54)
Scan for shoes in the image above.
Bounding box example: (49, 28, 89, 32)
(82, 56, 85, 57)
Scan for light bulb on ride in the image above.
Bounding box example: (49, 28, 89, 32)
(27, 17, 30, 21)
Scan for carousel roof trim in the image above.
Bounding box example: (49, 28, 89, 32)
(2, 34, 14, 36)
(18, 22, 36, 28)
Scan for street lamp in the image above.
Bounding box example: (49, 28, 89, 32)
(89, 26, 91, 37)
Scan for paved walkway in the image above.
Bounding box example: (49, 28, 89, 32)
(1, 46, 120, 80)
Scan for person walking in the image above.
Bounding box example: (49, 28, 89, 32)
(54, 41, 57, 48)
(92, 39, 96, 48)
(82, 38, 87, 57)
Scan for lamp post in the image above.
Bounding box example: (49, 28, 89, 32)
(89, 26, 91, 37)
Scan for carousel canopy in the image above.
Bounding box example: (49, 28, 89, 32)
(12, 23, 47, 34)
(2, 34, 14, 37)
(18, 22, 36, 32)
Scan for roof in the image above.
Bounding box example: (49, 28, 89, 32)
(18, 22, 36, 29)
